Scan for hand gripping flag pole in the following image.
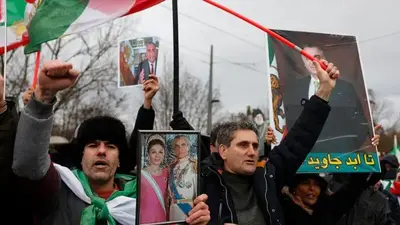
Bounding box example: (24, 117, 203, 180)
(203, 0, 336, 74)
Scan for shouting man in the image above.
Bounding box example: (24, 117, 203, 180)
(12, 60, 210, 225)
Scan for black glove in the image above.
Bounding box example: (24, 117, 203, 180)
(169, 111, 194, 130)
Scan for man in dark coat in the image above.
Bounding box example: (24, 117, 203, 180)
(201, 59, 339, 225)
(283, 44, 370, 154)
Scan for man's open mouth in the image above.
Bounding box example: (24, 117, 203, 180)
(94, 160, 108, 168)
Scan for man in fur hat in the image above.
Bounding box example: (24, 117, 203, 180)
(12, 60, 210, 225)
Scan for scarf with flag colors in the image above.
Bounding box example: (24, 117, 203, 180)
(53, 163, 137, 225)
(24, 0, 164, 54)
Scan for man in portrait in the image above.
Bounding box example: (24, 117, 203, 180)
(283, 44, 371, 153)
(136, 42, 158, 85)
(167, 135, 197, 221)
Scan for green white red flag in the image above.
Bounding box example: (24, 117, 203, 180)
(0, 0, 164, 55)
(24, 0, 164, 54)
(0, 0, 31, 55)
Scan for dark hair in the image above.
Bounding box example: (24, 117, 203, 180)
(146, 42, 157, 48)
(147, 139, 165, 153)
(210, 123, 223, 146)
(216, 120, 258, 147)
(172, 135, 190, 148)
(252, 108, 264, 119)
(75, 116, 130, 173)
(302, 44, 325, 57)
(288, 174, 328, 193)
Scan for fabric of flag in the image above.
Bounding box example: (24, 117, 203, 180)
(389, 135, 400, 162)
(267, 34, 287, 145)
(24, 0, 164, 54)
(0, 0, 32, 55)
(0, 0, 4, 22)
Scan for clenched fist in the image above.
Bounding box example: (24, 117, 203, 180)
(35, 60, 79, 103)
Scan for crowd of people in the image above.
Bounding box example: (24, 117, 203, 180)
(0, 57, 398, 225)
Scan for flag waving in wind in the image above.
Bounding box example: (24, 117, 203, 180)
(0, 0, 32, 55)
(24, 0, 164, 54)
(267, 35, 287, 145)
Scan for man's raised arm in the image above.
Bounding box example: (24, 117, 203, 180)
(12, 60, 80, 180)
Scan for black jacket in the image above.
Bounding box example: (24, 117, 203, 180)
(283, 174, 378, 225)
(336, 187, 395, 225)
(1, 101, 36, 225)
(381, 189, 400, 225)
(200, 95, 331, 225)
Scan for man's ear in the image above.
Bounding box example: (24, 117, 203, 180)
(219, 145, 228, 160)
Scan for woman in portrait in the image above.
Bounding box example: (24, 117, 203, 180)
(140, 135, 170, 224)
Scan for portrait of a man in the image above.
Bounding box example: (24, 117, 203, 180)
(118, 37, 159, 87)
(268, 30, 373, 158)
(136, 42, 158, 85)
(167, 135, 197, 221)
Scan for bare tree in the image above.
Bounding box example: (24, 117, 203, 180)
(226, 105, 269, 123)
(3, 20, 132, 139)
(153, 59, 222, 132)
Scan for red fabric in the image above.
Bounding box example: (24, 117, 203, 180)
(0, 34, 30, 55)
(124, 0, 165, 15)
(391, 181, 400, 196)
(95, 183, 120, 199)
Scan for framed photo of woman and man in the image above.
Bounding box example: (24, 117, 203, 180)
(136, 130, 201, 225)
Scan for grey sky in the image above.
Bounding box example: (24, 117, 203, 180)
(125, 0, 400, 115)
(2, 0, 400, 130)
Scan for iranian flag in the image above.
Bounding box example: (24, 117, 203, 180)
(267, 34, 287, 145)
(0, 0, 31, 55)
(24, 0, 164, 54)
(389, 135, 400, 162)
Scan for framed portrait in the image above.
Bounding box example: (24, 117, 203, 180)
(136, 130, 201, 225)
(118, 36, 160, 88)
(265, 29, 379, 173)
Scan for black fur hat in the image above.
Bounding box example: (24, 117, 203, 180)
(73, 116, 131, 173)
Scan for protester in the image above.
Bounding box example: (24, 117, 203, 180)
(0, 75, 16, 189)
(381, 154, 399, 190)
(282, 160, 381, 225)
(336, 184, 395, 225)
(200, 59, 338, 225)
(326, 156, 397, 225)
(209, 122, 223, 153)
(12, 60, 210, 225)
(0, 75, 36, 225)
(377, 181, 400, 224)
(128, 74, 159, 171)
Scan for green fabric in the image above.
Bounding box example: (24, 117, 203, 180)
(24, 0, 89, 54)
(384, 180, 393, 191)
(267, 35, 275, 66)
(72, 169, 137, 225)
(2, 0, 26, 26)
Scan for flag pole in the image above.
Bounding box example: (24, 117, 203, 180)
(3, 0, 7, 100)
(203, 0, 331, 72)
(172, 0, 179, 114)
